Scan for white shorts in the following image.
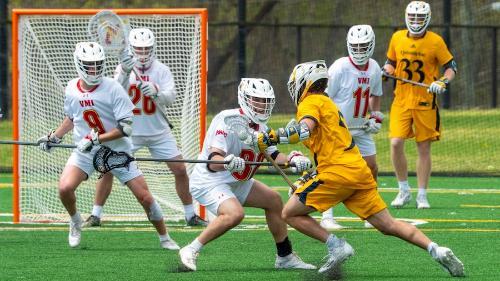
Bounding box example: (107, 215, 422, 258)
(131, 133, 181, 159)
(66, 147, 142, 184)
(190, 179, 255, 215)
(353, 133, 376, 157)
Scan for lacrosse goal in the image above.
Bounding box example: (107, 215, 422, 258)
(12, 9, 207, 223)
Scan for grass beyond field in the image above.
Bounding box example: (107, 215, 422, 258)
(0, 173, 499, 280)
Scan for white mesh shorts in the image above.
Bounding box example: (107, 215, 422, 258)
(190, 179, 255, 215)
(131, 133, 181, 159)
(353, 132, 376, 157)
(66, 148, 142, 184)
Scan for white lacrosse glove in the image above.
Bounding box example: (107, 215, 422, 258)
(37, 130, 62, 153)
(120, 53, 136, 74)
(428, 76, 448, 95)
(77, 129, 100, 153)
(288, 151, 311, 173)
(139, 82, 159, 98)
(223, 154, 245, 173)
(364, 111, 384, 134)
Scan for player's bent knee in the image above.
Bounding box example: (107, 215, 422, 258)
(147, 200, 164, 221)
(223, 211, 244, 228)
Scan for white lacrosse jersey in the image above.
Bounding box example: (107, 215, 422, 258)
(114, 59, 175, 137)
(190, 108, 278, 188)
(327, 57, 382, 135)
(64, 77, 134, 152)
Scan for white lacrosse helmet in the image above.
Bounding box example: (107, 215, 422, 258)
(405, 1, 431, 36)
(74, 42, 106, 86)
(287, 60, 328, 106)
(238, 78, 275, 125)
(347, 25, 375, 66)
(129, 28, 156, 68)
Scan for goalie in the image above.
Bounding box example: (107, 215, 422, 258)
(36, 42, 179, 249)
(85, 28, 207, 228)
(178, 78, 315, 271)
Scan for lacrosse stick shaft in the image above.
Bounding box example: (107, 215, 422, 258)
(382, 73, 429, 88)
(133, 157, 292, 167)
(0, 140, 76, 148)
(262, 152, 297, 190)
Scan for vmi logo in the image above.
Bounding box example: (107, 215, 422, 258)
(79, 100, 95, 107)
(215, 129, 227, 137)
(358, 77, 370, 84)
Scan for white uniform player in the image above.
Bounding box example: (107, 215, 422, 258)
(87, 28, 207, 227)
(37, 42, 179, 250)
(321, 25, 384, 230)
(179, 78, 315, 272)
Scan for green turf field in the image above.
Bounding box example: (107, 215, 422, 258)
(0, 173, 498, 280)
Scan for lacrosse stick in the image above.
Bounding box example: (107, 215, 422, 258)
(382, 72, 429, 88)
(92, 145, 289, 175)
(88, 10, 174, 129)
(223, 114, 297, 190)
(0, 140, 76, 149)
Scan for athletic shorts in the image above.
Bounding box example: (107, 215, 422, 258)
(294, 172, 385, 219)
(66, 147, 142, 184)
(389, 104, 441, 142)
(353, 133, 376, 157)
(131, 132, 181, 159)
(190, 179, 254, 215)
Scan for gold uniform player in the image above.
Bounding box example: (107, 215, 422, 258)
(384, 1, 457, 209)
(256, 60, 464, 277)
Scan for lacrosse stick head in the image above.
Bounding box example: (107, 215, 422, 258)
(93, 146, 134, 175)
(223, 114, 256, 146)
(88, 10, 130, 57)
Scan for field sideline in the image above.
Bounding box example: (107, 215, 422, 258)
(0, 173, 499, 280)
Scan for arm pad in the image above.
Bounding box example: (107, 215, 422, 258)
(117, 117, 133, 137)
(443, 59, 458, 74)
(277, 121, 310, 144)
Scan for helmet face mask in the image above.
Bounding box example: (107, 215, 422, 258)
(74, 42, 106, 86)
(347, 25, 375, 66)
(405, 1, 431, 35)
(129, 28, 156, 68)
(238, 78, 275, 125)
(287, 60, 328, 106)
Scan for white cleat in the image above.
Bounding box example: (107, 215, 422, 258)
(68, 218, 82, 248)
(161, 237, 181, 250)
(179, 246, 198, 271)
(364, 221, 374, 228)
(275, 252, 317, 270)
(391, 189, 412, 208)
(416, 194, 431, 209)
(318, 239, 354, 274)
(320, 218, 344, 230)
(434, 247, 465, 277)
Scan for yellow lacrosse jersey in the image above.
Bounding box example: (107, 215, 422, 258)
(296, 94, 376, 189)
(387, 30, 453, 109)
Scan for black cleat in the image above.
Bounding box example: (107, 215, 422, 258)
(82, 215, 101, 227)
(186, 215, 208, 227)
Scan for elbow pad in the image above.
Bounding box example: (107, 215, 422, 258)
(117, 118, 133, 137)
(443, 59, 458, 74)
(277, 122, 310, 144)
(157, 90, 176, 107)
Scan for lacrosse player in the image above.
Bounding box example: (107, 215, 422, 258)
(384, 1, 457, 209)
(36, 42, 179, 249)
(84, 28, 207, 228)
(321, 24, 383, 230)
(256, 60, 464, 277)
(178, 78, 315, 271)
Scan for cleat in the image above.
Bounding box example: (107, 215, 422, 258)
(391, 189, 412, 208)
(82, 215, 101, 227)
(161, 237, 181, 250)
(320, 218, 344, 230)
(364, 221, 373, 228)
(186, 215, 208, 227)
(318, 239, 354, 274)
(434, 247, 465, 277)
(416, 194, 431, 209)
(68, 217, 82, 248)
(179, 246, 198, 271)
(275, 252, 316, 270)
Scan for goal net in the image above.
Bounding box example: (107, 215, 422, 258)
(12, 9, 207, 223)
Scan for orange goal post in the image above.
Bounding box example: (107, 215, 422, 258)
(12, 9, 207, 223)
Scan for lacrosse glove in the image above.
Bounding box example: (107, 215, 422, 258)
(37, 130, 62, 153)
(77, 129, 100, 153)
